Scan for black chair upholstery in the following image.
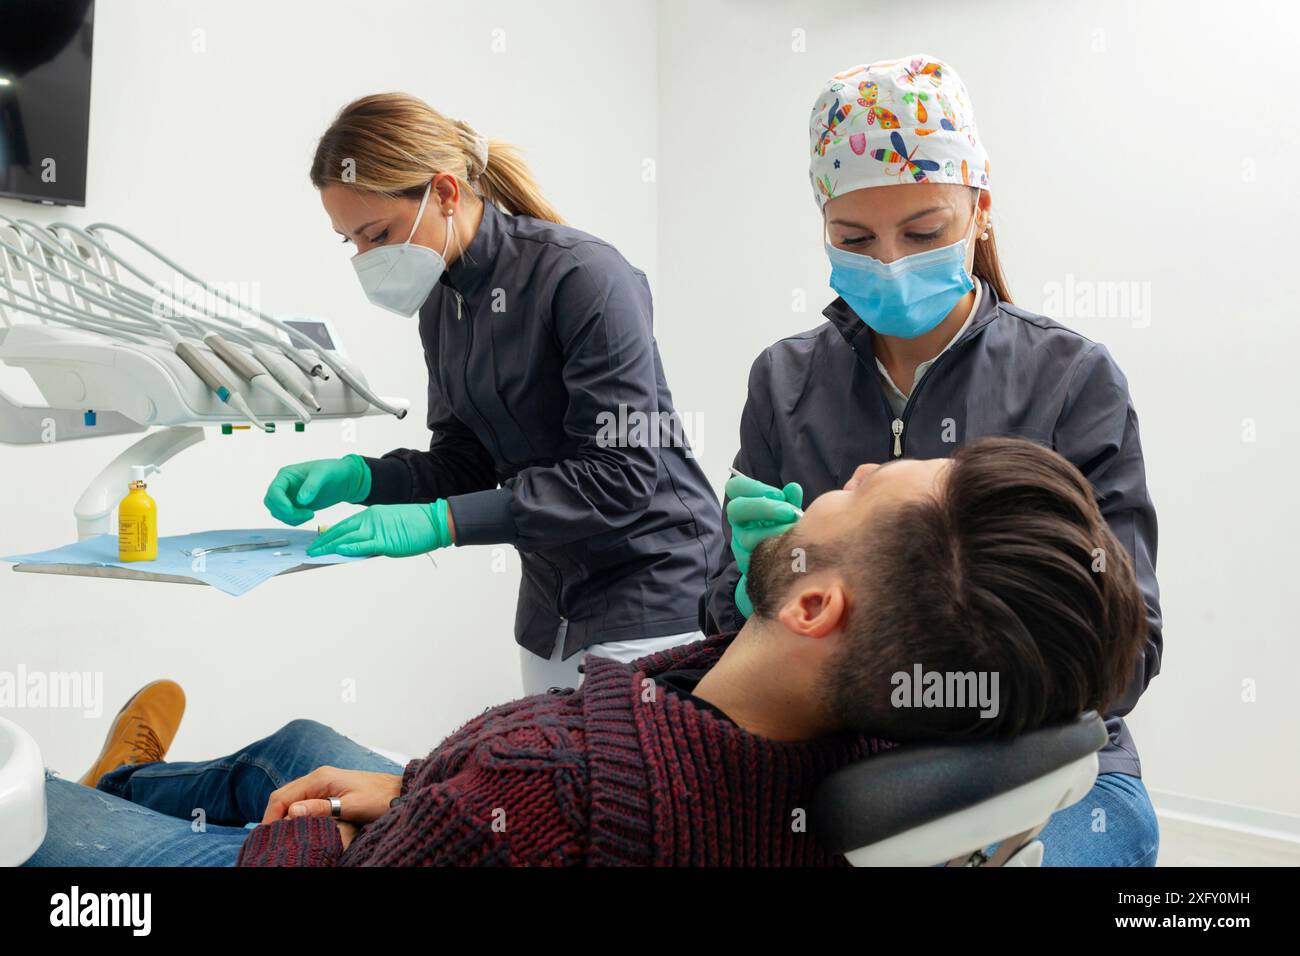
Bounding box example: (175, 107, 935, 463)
(810, 711, 1108, 856)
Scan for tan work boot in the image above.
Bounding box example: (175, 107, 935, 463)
(78, 679, 186, 788)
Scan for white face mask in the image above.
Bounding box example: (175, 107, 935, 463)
(351, 181, 453, 317)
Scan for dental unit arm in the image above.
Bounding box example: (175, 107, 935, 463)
(0, 219, 409, 540)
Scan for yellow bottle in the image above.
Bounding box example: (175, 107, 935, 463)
(119, 465, 160, 562)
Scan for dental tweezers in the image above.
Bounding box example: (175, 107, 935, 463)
(184, 539, 291, 558)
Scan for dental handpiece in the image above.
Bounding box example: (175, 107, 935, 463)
(203, 333, 313, 424)
(282, 344, 328, 380)
(161, 326, 271, 431)
(324, 349, 408, 420)
(727, 467, 805, 517)
(251, 343, 322, 412)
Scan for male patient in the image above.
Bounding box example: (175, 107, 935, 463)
(25, 437, 1147, 867)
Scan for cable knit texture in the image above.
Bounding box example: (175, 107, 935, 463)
(236, 633, 892, 866)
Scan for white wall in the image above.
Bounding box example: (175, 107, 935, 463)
(2, 0, 1296, 825)
(0, 0, 658, 772)
(656, 0, 1299, 819)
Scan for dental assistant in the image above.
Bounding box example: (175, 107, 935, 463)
(704, 57, 1164, 866)
(265, 93, 721, 693)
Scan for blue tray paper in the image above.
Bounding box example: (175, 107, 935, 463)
(2, 529, 363, 597)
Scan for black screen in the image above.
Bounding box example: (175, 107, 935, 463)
(0, 0, 95, 206)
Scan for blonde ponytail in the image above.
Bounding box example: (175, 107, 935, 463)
(473, 137, 564, 224)
(310, 92, 564, 224)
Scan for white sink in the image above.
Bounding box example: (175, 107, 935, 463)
(0, 716, 47, 866)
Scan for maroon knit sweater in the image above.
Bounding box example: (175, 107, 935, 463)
(236, 633, 891, 866)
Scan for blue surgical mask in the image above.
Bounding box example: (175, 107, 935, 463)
(351, 182, 453, 317)
(825, 206, 979, 339)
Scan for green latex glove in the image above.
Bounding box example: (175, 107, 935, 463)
(265, 455, 372, 526)
(307, 500, 453, 558)
(725, 473, 804, 618)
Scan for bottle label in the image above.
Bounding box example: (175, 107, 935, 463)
(119, 516, 148, 553)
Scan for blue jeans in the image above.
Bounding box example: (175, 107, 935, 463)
(973, 772, 1159, 867)
(1036, 772, 1159, 866)
(24, 719, 403, 867)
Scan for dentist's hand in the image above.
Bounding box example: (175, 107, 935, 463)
(725, 473, 803, 618)
(261, 766, 404, 827)
(307, 500, 454, 558)
(264, 455, 372, 526)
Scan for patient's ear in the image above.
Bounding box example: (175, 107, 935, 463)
(777, 579, 847, 640)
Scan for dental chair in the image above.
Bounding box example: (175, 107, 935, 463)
(0, 716, 47, 866)
(811, 711, 1108, 867)
(1, 712, 1105, 867)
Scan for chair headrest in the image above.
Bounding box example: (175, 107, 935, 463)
(810, 711, 1108, 856)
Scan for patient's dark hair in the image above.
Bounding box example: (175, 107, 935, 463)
(762, 437, 1147, 742)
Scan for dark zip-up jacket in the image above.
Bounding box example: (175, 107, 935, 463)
(363, 202, 721, 659)
(701, 280, 1162, 777)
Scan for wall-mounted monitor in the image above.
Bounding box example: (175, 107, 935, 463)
(0, 0, 95, 206)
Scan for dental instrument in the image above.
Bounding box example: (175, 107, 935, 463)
(6, 216, 332, 424)
(4, 218, 318, 427)
(201, 332, 313, 424)
(159, 326, 272, 432)
(81, 222, 401, 416)
(184, 539, 291, 558)
(0, 221, 274, 431)
(250, 342, 322, 412)
(0, 217, 409, 541)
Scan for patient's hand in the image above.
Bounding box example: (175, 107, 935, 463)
(261, 766, 403, 826)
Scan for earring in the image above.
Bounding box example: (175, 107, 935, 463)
(980, 218, 991, 241)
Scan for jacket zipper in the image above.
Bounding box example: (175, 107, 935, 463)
(453, 286, 567, 622)
(452, 288, 505, 460)
(876, 319, 991, 459)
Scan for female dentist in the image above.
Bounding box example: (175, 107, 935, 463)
(265, 93, 721, 693)
(704, 57, 1163, 867)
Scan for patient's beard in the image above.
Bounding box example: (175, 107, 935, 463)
(748, 527, 856, 734)
(747, 526, 814, 620)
